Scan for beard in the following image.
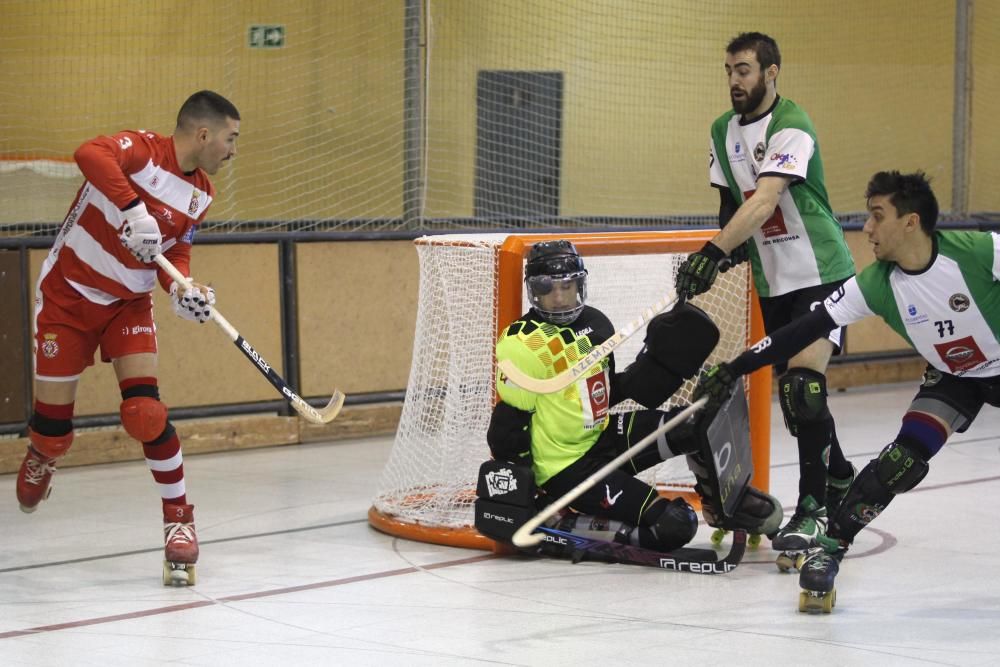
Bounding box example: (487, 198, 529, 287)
(730, 74, 768, 115)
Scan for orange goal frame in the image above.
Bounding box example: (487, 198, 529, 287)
(368, 230, 771, 551)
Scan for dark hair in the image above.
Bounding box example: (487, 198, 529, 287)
(865, 170, 938, 233)
(726, 32, 781, 71)
(176, 90, 240, 130)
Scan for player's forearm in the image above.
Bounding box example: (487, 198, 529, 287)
(729, 308, 837, 376)
(712, 192, 779, 255)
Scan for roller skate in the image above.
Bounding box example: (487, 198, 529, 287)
(773, 495, 827, 572)
(16, 431, 73, 513)
(162, 503, 198, 586)
(797, 536, 846, 614)
(705, 486, 781, 550)
(824, 465, 857, 518)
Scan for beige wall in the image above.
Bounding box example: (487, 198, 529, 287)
(2, 1, 993, 229)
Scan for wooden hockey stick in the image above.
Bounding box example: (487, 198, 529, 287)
(154, 255, 345, 424)
(496, 290, 680, 395)
(511, 396, 707, 547)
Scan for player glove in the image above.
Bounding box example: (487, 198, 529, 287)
(119, 202, 162, 263)
(693, 362, 737, 415)
(675, 241, 726, 299)
(719, 240, 749, 273)
(170, 281, 216, 323)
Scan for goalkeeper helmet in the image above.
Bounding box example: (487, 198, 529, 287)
(525, 240, 587, 325)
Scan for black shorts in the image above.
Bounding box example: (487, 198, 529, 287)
(911, 365, 1000, 433)
(758, 279, 848, 374)
(539, 408, 683, 525)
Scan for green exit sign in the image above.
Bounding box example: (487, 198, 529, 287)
(248, 25, 285, 49)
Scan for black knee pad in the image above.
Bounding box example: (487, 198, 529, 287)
(778, 368, 831, 436)
(638, 497, 698, 552)
(644, 302, 719, 378)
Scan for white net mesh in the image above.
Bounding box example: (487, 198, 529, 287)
(372, 232, 752, 535)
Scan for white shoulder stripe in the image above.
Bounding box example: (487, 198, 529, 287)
(131, 159, 212, 218)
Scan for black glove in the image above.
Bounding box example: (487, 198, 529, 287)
(675, 241, 726, 299)
(720, 241, 750, 273)
(693, 362, 738, 415)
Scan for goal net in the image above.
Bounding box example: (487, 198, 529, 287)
(370, 230, 770, 549)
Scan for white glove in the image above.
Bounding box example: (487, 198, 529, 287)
(119, 202, 162, 263)
(170, 281, 216, 323)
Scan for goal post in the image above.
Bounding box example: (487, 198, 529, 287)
(369, 230, 770, 550)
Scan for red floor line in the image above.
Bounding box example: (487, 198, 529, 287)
(0, 553, 499, 640)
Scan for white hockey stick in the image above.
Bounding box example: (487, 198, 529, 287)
(497, 290, 680, 395)
(154, 255, 345, 424)
(511, 396, 707, 548)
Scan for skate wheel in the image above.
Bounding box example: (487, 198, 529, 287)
(710, 528, 727, 546)
(748, 533, 762, 549)
(163, 561, 197, 587)
(798, 589, 836, 614)
(775, 552, 796, 573)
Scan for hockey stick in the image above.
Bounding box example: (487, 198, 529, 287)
(511, 396, 707, 547)
(497, 290, 680, 394)
(535, 524, 746, 574)
(153, 255, 345, 424)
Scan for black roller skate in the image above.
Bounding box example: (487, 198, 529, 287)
(797, 536, 846, 614)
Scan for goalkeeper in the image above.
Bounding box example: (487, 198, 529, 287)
(485, 240, 781, 554)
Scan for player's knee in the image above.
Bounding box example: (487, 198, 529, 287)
(778, 368, 830, 436)
(875, 440, 929, 493)
(120, 395, 169, 442)
(639, 497, 698, 552)
(27, 429, 74, 459)
(644, 302, 719, 378)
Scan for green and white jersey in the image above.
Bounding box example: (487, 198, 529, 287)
(495, 306, 614, 486)
(709, 96, 855, 297)
(823, 231, 1000, 378)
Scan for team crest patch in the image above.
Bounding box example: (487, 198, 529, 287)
(41, 333, 59, 359)
(754, 142, 766, 162)
(188, 189, 201, 216)
(949, 293, 970, 312)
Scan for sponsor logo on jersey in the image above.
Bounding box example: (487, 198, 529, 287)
(41, 333, 59, 359)
(904, 303, 929, 325)
(181, 225, 196, 244)
(585, 372, 609, 421)
(933, 335, 987, 373)
(484, 467, 518, 498)
(754, 142, 766, 162)
(150, 175, 160, 189)
(771, 152, 797, 170)
(949, 293, 971, 312)
(734, 142, 741, 154)
(744, 189, 789, 238)
(118, 136, 133, 151)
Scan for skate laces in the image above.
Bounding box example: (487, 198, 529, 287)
(164, 521, 196, 545)
(784, 503, 826, 535)
(23, 456, 56, 486)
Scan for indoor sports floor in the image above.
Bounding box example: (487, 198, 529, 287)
(3, 382, 1000, 666)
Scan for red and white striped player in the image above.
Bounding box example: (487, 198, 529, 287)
(22, 90, 240, 586)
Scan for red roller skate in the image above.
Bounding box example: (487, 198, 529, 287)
(163, 503, 199, 586)
(16, 430, 73, 513)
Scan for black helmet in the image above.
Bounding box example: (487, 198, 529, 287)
(524, 240, 587, 325)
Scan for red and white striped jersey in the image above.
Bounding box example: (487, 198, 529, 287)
(40, 129, 215, 304)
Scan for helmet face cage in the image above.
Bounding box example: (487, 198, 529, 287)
(524, 241, 588, 325)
